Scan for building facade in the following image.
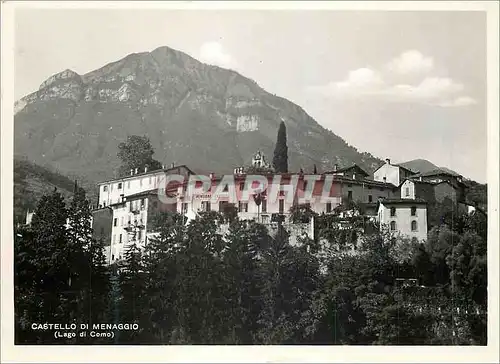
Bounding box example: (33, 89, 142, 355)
(374, 158, 417, 187)
(377, 199, 428, 242)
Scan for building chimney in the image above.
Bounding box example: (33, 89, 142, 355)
(144, 166, 148, 173)
(383, 177, 387, 183)
(171, 162, 175, 168)
(334, 164, 338, 172)
(135, 168, 138, 174)
(162, 164, 165, 169)
(209, 173, 215, 179)
(385, 158, 391, 165)
(419, 176, 422, 181)
(130, 169, 133, 176)
(353, 173, 356, 180)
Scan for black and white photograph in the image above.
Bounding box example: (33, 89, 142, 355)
(1, 1, 499, 363)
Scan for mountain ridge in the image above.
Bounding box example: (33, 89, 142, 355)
(14, 45, 468, 195)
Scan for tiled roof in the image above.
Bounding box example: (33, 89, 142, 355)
(325, 164, 370, 176)
(97, 165, 195, 185)
(379, 198, 427, 205)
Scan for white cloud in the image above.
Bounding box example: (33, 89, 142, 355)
(387, 50, 434, 75)
(307, 67, 384, 97)
(199, 41, 237, 69)
(307, 53, 477, 108)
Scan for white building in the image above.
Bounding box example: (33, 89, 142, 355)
(96, 164, 194, 263)
(377, 198, 428, 242)
(374, 158, 417, 187)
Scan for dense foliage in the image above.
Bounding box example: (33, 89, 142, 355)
(117, 135, 163, 177)
(15, 188, 487, 345)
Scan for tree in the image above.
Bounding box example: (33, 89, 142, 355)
(142, 212, 186, 343)
(272, 122, 288, 173)
(118, 242, 146, 343)
(117, 135, 163, 177)
(21, 189, 71, 343)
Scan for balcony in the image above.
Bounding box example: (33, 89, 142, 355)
(123, 220, 145, 231)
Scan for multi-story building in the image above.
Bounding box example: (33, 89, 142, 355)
(374, 158, 418, 187)
(377, 198, 428, 242)
(95, 164, 194, 263)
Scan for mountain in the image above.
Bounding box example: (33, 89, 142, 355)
(14, 158, 76, 224)
(14, 46, 382, 193)
(399, 159, 460, 176)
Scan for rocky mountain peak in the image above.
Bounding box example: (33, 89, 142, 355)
(14, 45, 383, 184)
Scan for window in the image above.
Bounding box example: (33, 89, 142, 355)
(112, 234, 116, 244)
(347, 191, 353, 200)
(140, 179, 143, 187)
(182, 203, 188, 214)
(279, 199, 284, 214)
(239, 201, 248, 213)
(138, 230, 142, 240)
(261, 199, 267, 213)
(120, 217, 124, 226)
(119, 234, 122, 243)
(411, 206, 417, 216)
(368, 195, 373, 203)
(112, 254, 115, 261)
(103, 201, 106, 207)
(303, 181, 308, 191)
(201, 201, 211, 212)
(103, 185, 108, 192)
(326, 202, 332, 213)
(118, 182, 122, 189)
(113, 218, 117, 227)
(140, 198, 145, 209)
(239, 183, 244, 191)
(411, 220, 417, 231)
(390, 207, 396, 217)
(219, 201, 228, 211)
(223, 185, 229, 192)
(127, 181, 130, 189)
(149, 177, 152, 185)
(405, 187, 410, 197)
(110, 184, 113, 192)
(390, 221, 397, 231)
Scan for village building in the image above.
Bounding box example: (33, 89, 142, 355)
(373, 158, 418, 187)
(325, 163, 370, 180)
(377, 198, 428, 242)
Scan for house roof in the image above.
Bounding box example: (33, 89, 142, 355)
(373, 161, 418, 175)
(97, 164, 195, 185)
(378, 198, 427, 205)
(325, 164, 370, 177)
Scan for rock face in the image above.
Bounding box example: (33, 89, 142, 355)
(14, 46, 382, 186)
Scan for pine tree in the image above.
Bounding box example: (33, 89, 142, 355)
(29, 189, 70, 343)
(118, 242, 145, 343)
(272, 122, 288, 173)
(221, 221, 268, 343)
(142, 212, 185, 343)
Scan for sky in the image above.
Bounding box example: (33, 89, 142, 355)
(14, 8, 487, 182)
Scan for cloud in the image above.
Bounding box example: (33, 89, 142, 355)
(387, 50, 434, 75)
(307, 67, 385, 97)
(199, 41, 237, 69)
(307, 52, 477, 108)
